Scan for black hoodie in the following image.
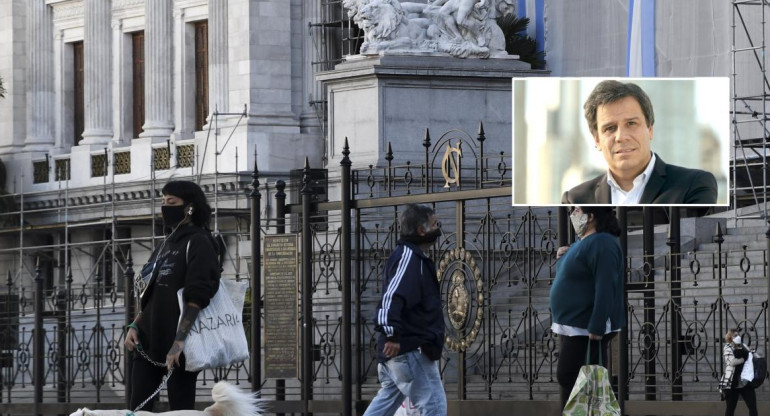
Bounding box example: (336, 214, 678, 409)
(137, 225, 220, 363)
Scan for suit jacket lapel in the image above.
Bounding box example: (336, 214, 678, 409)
(594, 174, 611, 203)
(639, 154, 667, 203)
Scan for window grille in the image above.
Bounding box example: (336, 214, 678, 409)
(114, 152, 131, 175)
(177, 144, 195, 168)
(33, 161, 49, 184)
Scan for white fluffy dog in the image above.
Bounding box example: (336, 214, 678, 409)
(69, 381, 265, 416)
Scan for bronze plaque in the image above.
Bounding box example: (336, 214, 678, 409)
(264, 234, 299, 379)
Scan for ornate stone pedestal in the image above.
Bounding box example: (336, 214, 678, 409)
(318, 55, 546, 168)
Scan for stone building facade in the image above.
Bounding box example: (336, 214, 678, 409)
(0, 0, 330, 296)
(0, 1, 768, 411)
(0, 0, 323, 193)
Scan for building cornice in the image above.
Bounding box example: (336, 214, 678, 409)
(17, 177, 247, 213)
(50, 0, 148, 24)
(174, 0, 208, 10)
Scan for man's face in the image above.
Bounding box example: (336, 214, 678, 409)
(418, 215, 439, 236)
(594, 96, 653, 180)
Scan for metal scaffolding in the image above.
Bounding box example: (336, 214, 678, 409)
(1, 107, 257, 295)
(0, 107, 287, 409)
(731, 0, 770, 218)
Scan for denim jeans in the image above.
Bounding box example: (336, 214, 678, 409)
(363, 350, 447, 416)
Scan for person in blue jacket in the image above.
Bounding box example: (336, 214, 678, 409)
(363, 204, 446, 416)
(551, 206, 625, 409)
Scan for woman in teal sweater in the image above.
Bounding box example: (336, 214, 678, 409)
(551, 206, 625, 409)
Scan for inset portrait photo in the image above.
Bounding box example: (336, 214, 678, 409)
(512, 78, 730, 206)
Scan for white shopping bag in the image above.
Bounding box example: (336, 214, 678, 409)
(394, 398, 421, 416)
(177, 279, 250, 371)
(741, 351, 755, 386)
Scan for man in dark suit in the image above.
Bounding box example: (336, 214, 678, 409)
(561, 80, 718, 205)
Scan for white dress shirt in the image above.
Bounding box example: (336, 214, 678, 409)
(607, 153, 656, 204)
(551, 319, 617, 336)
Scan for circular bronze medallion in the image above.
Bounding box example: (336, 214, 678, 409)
(437, 247, 484, 352)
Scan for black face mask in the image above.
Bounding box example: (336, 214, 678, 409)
(162, 205, 187, 228)
(423, 228, 442, 244)
(403, 227, 442, 245)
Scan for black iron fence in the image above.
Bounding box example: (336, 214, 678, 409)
(0, 126, 768, 415)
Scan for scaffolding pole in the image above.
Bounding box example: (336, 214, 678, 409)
(732, 0, 770, 221)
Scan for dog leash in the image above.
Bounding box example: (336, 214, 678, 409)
(130, 344, 175, 414)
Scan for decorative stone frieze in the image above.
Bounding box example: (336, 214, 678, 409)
(19, 179, 241, 211)
(113, 0, 144, 10)
(51, 1, 84, 21)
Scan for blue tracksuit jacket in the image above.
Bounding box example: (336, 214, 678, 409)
(375, 241, 444, 363)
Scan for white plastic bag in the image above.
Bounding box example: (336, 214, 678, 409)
(741, 351, 755, 386)
(394, 398, 421, 416)
(177, 279, 250, 372)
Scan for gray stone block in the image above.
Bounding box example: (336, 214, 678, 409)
(318, 55, 547, 169)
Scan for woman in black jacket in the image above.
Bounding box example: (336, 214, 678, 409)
(124, 181, 220, 411)
(720, 330, 758, 416)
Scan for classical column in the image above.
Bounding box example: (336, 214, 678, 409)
(141, 0, 174, 140)
(208, 0, 229, 116)
(53, 30, 63, 149)
(80, 0, 113, 145)
(25, 0, 55, 152)
(112, 20, 124, 142)
(172, 7, 193, 137)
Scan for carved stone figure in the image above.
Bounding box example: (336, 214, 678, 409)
(434, 0, 486, 40)
(342, 0, 369, 26)
(401, 1, 430, 18)
(495, 0, 516, 16)
(344, 0, 517, 59)
(358, 0, 433, 54)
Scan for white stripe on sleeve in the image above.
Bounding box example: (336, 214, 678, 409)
(378, 247, 413, 337)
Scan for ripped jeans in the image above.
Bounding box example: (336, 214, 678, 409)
(363, 349, 447, 416)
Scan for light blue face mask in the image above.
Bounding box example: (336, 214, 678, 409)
(733, 335, 742, 345)
(570, 212, 588, 238)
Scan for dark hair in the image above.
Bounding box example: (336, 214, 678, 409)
(583, 80, 655, 137)
(399, 204, 435, 239)
(581, 206, 621, 237)
(161, 180, 213, 229)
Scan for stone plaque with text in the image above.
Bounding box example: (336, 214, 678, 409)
(264, 234, 299, 379)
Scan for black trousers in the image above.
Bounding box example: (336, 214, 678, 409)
(556, 333, 616, 410)
(724, 386, 758, 416)
(130, 353, 200, 411)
